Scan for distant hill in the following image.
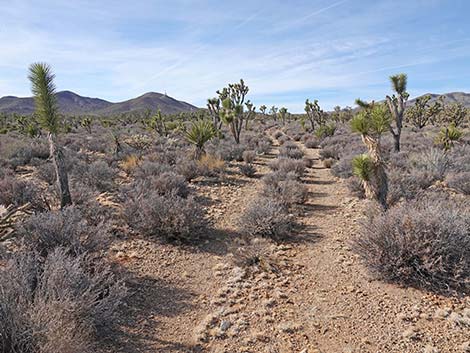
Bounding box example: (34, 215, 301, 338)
(0, 91, 198, 116)
(407, 92, 470, 107)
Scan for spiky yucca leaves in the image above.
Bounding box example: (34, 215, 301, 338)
(29, 63, 72, 208)
(304, 99, 327, 131)
(183, 119, 216, 159)
(438, 102, 469, 127)
(80, 117, 92, 133)
(436, 124, 463, 150)
(386, 73, 409, 152)
(351, 103, 391, 137)
(28, 63, 60, 134)
(144, 110, 168, 136)
(351, 104, 389, 209)
(352, 154, 373, 181)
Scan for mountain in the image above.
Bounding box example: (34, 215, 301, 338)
(0, 91, 198, 115)
(407, 92, 470, 107)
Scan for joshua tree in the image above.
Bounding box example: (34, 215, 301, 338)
(405, 95, 444, 129)
(145, 110, 168, 136)
(439, 102, 469, 127)
(183, 119, 216, 159)
(304, 99, 327, 131)
(385, 73, 409, 152)
(351, 103, 391, 209)
(279, 107, 288, 125)
(207, 97, 223, 131)
(259, 105, 267, 116)
(244, 100, 256, 130)
(217, 79, 253, 144)
(80, 117, 93, 134)
(269, 106, 278, 121)
(29, 63, 72, 208)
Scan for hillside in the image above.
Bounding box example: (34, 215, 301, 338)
(408, 91, 470, 106)
(0, 91, 198, 115)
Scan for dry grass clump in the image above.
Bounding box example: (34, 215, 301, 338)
(197, 154, 225, 176)
(278, 141, 304, 159)
(0, 176, 45, 210)
(446, 172, 470, 195)
(353, 196, 470, 294)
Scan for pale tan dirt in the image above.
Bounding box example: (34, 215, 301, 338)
(108, 137, 469, 353)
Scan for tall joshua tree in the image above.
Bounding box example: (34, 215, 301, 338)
(304, 99, 326, 131)
(279, 107, 288, 125)
(217, 79, 254, 144)
(351, 103, 391, 209)
(29, 63, 72, 208)
(385, 73, 409, 152)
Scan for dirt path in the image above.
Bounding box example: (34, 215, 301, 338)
(111, 138, 469, 353)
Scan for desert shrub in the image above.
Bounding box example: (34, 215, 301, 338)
(207, 140, 246, 161)
(197, 154, 225, 177)
(242, 150, 256, 164)
(73, 160, 116, 192)
(314, 123, 336, 139)
(70, 183, 114, 226)
(353, 196, 470, 293)
(239, 197, 293, 241)
(36, 162, 56, 185)
(279, 142, 304, 159)
(119, 154, 140, 174)
(268, 157, 306, 177)
(1, 140, 49, 168)
(0, 248, 125, 353)
(132, 159, 172, 179)
(0, 176, 45, 210)
(175, 158, 200, 181)
(239, 164, 256, 178)
(446, 172, 470, 195)
(448, 145, 470, 173)
(261, 172, 308, 207)
(346, 176, 365, 198)
(331, 154, 355, 178)
(386, 169, 424, 206)
(277, 135, 290, 145)
(17, 207, 107, 257)
(319, 146, 340, 160)
(409, 148, 449, 182)
(304, 137, 320, 148)
(124, 191, 207, 242)
(131, 171, 189, 198)
(255, 139, 272, 155)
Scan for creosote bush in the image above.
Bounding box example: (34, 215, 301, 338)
(0, 248, 125, 353)
(353, 196, 470, 294)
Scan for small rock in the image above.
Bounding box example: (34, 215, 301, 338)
(219, 320, 231, 333)
(423, 345, 439, 353)
(402, 327, 419, 340)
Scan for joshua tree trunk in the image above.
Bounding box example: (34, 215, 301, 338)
(48, 133, 72, 208)
(361, 135, 388, 209)
(386, 95, 405, 152)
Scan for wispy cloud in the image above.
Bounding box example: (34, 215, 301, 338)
(0, 0, 469, 111)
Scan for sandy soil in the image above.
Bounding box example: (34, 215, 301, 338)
(107, 137, 469, 353)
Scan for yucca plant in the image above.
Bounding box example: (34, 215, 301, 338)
(435, 124, 463, 150)
(29, 62, 72, 208)
(80, 117, 92, 133)
(183, 119, 216, 159)
(351, 103, 390, 209)
(352, 154, 373, 181)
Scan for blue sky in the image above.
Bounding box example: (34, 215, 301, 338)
(0, 0, 469, 112)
